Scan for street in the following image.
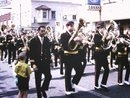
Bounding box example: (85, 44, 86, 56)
(0, 60, 130, 98)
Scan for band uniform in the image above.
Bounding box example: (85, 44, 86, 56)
(93, 28, 110, 91)
(60, 21, 85, 93)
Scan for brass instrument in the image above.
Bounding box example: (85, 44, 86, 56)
(45, 25, 53, 40)
(125, 37, 130, 44)
(102, 20, 119, 50)
(68, 18, 87, 50)
(46, 25, 53, 33)
(120, 37, 130, 45)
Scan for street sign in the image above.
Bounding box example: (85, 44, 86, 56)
(88, 5, 101, 11)
(86, 0, 101, 11)
(88, 0, 100, 5)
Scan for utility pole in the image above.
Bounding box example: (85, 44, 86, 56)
(20, 3, 21, 29)
(99, 6, 101, 21)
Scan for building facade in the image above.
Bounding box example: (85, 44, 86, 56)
(7, 0, 81, 31)
(31, 0, 81, 32)
(1, 0, 130, 32)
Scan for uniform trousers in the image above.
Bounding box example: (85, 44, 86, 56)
(95, 61, 109, 87)
(64, 54, 84, 91)
(94, 51, 110, 87)
(34, 60, 52, 98)
(117, 57, 130, 83)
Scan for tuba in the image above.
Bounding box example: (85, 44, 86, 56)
(68, 18, 87, 50)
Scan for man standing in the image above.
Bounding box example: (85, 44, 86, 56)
(60, 21, 85, 95)
(29, 26, 52, 98)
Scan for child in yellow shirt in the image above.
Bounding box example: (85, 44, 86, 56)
(15, 52, 32, 98)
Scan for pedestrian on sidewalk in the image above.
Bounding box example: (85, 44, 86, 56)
(15, 52, 32, 98)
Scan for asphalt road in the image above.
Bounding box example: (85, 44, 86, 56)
(0, 60, 130, 98)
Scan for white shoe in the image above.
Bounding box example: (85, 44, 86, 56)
(113, 65, 118, 68)
(100, 84, 107, 88)
(9, 64, 12, 67)
(110, 67, 115, 70)
(100, 84, 109, 91)
(90, 60, 95, 64)
(124, 81, 130, 85)
(94, 86, 100, 90)
(118, 82, 124, 86)
(74, 84, 87, 91)
(65, 91, 74, 95)
(87, 62, 91, 65)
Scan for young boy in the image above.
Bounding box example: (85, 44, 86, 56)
(15, 52, 32, 98)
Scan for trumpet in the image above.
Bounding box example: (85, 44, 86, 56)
(68, 18, 87, 51)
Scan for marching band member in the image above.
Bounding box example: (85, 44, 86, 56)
(107, 20, 119, 68)
(6, 29, 17, 66)
(85, 30, 95, 64)
(60, 20, 85, 95)
(93, 22, 110, 91)
(16, 32, 29, 63)
(115, 34, 130, 85)
(0, 24, 7, 61)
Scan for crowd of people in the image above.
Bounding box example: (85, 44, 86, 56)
(0, 19, 130, 98)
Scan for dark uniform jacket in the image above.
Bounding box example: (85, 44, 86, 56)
(60, 31, 79, 51)
(0, 36, 6, 50)
(60, 31, 84, 62)
(93, 32, 109, 65)
(116, 42, 130, 64)
(6, 34, 14, 50)
(29, 36, 51, 69)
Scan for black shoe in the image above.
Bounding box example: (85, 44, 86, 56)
(100, 84, 109, 92)
(41, 89, 47, 98)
